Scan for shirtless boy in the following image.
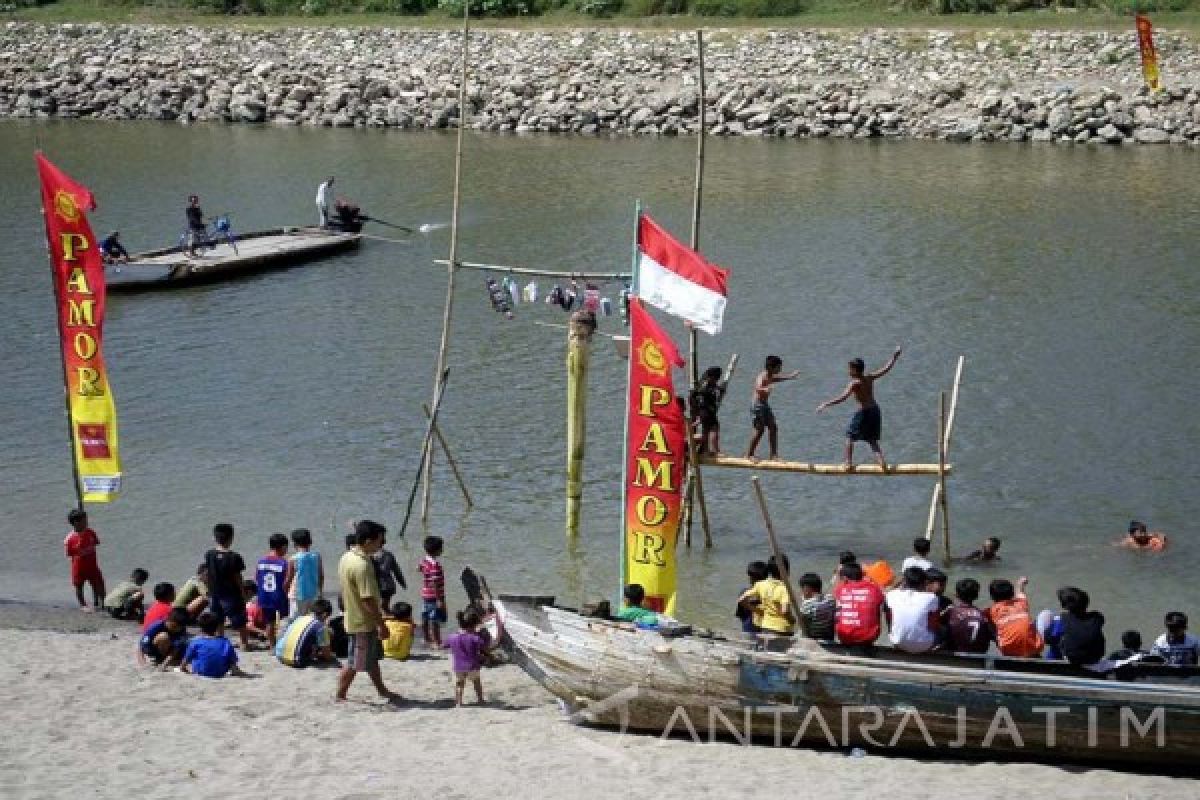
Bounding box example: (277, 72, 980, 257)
(744, 355, 800, 460)
(816, 348, 902, 470)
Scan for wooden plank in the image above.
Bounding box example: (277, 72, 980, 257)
(699, 455, 949, 475)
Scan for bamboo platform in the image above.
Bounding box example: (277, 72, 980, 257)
(698, 454, 950, 476)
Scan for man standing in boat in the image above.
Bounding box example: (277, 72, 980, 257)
(816, 347, 902, 471)
(316, 176, 335, 227)
(185, 195, 206, 257)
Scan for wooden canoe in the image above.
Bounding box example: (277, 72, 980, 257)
(494, 594, 1200, 770)
(104, 227, 361, 290)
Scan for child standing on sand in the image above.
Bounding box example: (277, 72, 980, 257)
(205, 523, 251, 650)
(289, 528, 323, 616)
(64, 509, 105, 612)
(446, 608, 499, 706)
(256, 533, 293, 649)
(419, 536, 448, 648)
(816, 348, 902, 470)
(745, 356, 801, 461)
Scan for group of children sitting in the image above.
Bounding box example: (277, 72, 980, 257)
(679, 535, 1199, 672)
(90, 516, 497, 700)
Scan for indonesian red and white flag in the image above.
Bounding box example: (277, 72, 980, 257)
(636, 213, 729, 335)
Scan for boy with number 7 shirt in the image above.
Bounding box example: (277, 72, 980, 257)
(256, 533, 293, 649)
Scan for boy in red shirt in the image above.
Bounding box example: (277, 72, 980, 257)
(142, 582, 176, 631)
(834, 562, 885, 646)
(64, 509, 105, 612)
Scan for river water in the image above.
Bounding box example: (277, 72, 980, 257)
(1, 121, 1197, 642)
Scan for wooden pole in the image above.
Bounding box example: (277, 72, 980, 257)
(750, 476, 803, 637)
(925, 356, 964, 541)
(682, 29, 710, 549)
(420, 2, 471, 524)
(402, 368, 450, 537)
(422, 404, 472, 509)
(432, 259, 629, 281)
(938, 391, 951, 566)
(943, 355, 965, 453)
(687, 28, 707, 391)
(565, 310, 593, 540)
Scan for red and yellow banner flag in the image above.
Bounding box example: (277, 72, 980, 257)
(1136, 14, 1162, 92)
(36, 152, 122, 503)
(622, 298, 687, 615)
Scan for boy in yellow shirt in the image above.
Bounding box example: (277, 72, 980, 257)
(383, 601, 415, 661)
(738, 555, 795, 636)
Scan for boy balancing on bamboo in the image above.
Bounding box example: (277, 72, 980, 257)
(816, 348, 902, 471)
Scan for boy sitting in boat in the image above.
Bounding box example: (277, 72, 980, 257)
(816, 347, 902, 470)
(1152, 612, 1200, 666)
(737, 555, 795, 637)
(616, 584, 660, 626)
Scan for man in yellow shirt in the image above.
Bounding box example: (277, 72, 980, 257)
(738, 555, 795, 636)
(335, 519, 401, 703)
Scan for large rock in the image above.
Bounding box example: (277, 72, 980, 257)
(1097, 123, 1124, 143)
(1133, 127, 1170, 144)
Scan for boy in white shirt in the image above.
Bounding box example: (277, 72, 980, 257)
(885, 566, 940, 653)
(901, 537, 934, 574)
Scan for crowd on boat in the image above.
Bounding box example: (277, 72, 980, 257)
(64, 510, 499, 706)
(615, 531, 1195, 673)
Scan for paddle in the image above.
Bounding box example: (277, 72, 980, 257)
(359, 214, 414, 234)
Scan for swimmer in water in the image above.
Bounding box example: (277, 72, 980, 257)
(1119, 520, 1167, 551)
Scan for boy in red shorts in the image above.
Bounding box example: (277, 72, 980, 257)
(64, 509, 105, 612)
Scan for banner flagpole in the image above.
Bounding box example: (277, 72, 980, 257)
(618, 200, 642, 605)
(44, 222, 86, 513)
(36, 151, 85, 512)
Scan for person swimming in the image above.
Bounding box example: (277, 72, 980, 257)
(1120, 520, 1167, 551)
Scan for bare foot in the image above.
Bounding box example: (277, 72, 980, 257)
(843, 462, 856, 472)
(80, 605, 94, 613)
(379, 691, 405, 705)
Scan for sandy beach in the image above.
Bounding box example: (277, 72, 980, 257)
(0, 602, 1194, 800)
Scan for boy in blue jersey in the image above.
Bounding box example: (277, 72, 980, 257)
(256, 533, 293, 649)
(182, 611, 246, 678)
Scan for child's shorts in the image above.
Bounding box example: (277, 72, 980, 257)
(454, 670, 480, 686)
(422, 598, 448, 623)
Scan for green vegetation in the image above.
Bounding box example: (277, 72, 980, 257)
(6, 0, 1200, 31)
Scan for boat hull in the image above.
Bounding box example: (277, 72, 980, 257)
(496, 596, 1200, 770)
(105, 227, 361, 290)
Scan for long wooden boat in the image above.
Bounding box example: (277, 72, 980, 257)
(494, 594, 1200, 770)
(105, 227, 361, 290)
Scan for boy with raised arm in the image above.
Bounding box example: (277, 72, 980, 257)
(816, 347, 902, 470)
(744, 355, 801, 461)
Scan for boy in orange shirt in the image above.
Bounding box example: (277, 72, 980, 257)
(985, 576, 1043, 657)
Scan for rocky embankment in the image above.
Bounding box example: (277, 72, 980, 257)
(2, 21, 1200, 144)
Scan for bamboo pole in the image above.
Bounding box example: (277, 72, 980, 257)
(432, 259, 629, 281)
(682, 29, 710, 550)
(750, 476, 804, 637)
(401, 368, 450, 537)
(422, 403, 472, 509)
(688, 28, 707, 392)
(938, 391, 951, 566)
(925, 356, 964, 541)
(566, 311, 593, 540)
(701, 456, 949, 475)
(420, 2, 471, 524)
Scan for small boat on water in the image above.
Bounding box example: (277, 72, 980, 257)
(105, 226, 361, 290)
(494, 593, 1200, 770)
